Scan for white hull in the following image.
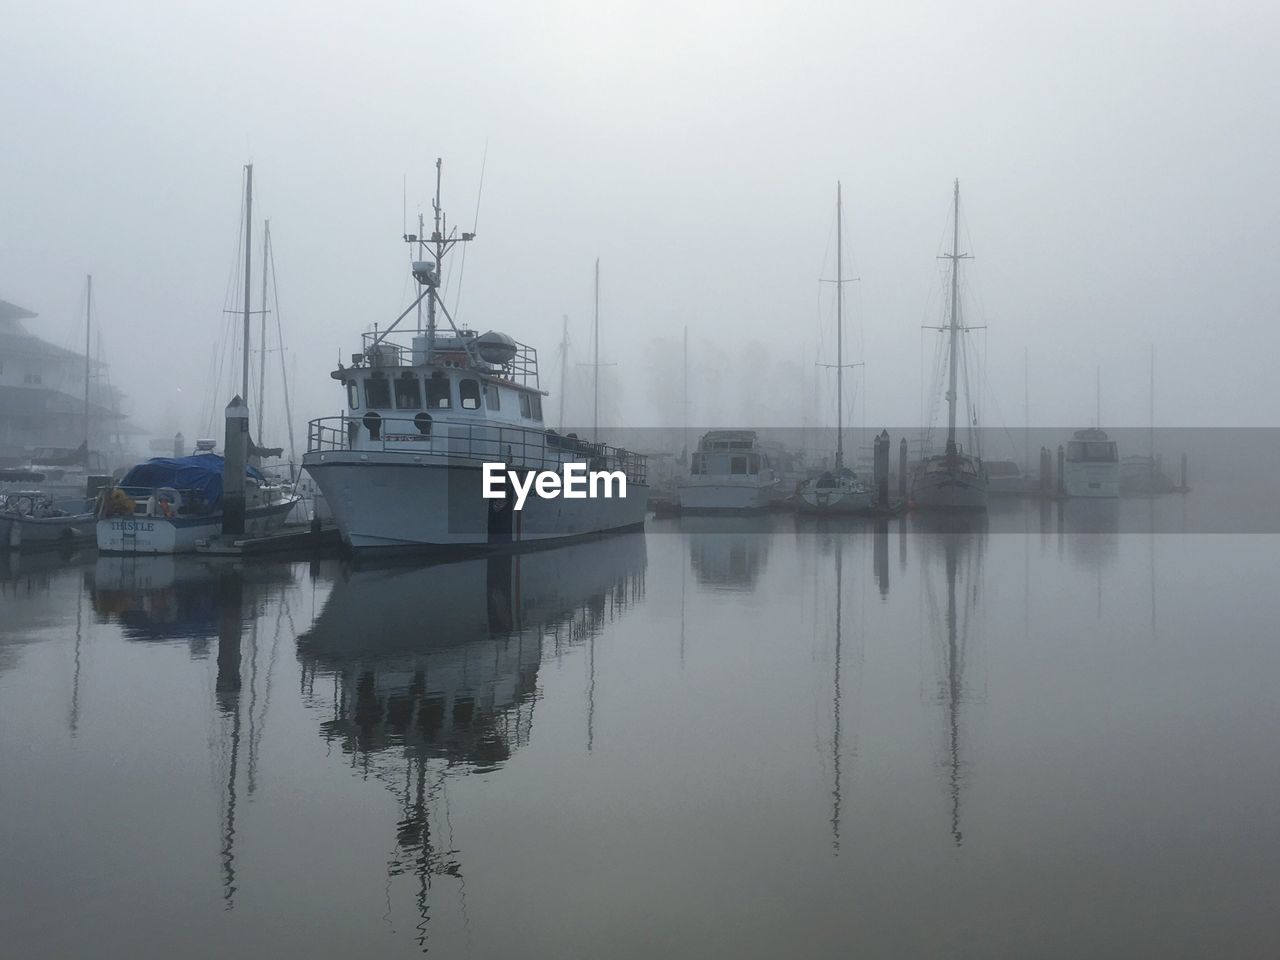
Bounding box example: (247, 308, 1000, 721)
(97, 498, 299, 555)
(675, 477, 777, 513)
(304, 452, 649, 550)
(6, 512, 96, 549)
(913, 470, 988, 510)
(1063, 463, 1120, 498)
(795, 486, 875, 515)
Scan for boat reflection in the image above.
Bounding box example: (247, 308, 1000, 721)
(296, 532, 647, 950)
(683, 514, 776, 591)
(915, 512, 987, 846)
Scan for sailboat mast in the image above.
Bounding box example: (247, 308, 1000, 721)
(558, 315, 568, 428)
(836, 182, 844, 470)
(257, 220, 270, 440)
(946, 179, 960, 452)
(593, 258, 600, 442)
(240, 166, 253, 407)
(683, 324, 689, 460)
(84, 274, 92, 455)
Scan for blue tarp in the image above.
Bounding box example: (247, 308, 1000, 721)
(118, 455, 266, 510)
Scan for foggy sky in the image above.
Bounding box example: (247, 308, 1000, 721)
(4, 0, 1278, 453)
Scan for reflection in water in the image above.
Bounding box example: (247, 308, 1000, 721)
(685, 515, 775, 590)
(296, 533, 647, 950)
(916, 513, 988, 847)
(89, 556, 299, 910)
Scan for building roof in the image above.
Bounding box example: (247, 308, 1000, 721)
(0, 384, 123, 420)
(0, 299, 38, 324)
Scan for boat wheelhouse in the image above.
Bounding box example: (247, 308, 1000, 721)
(1063, 428, 1120, 498)
(302, 160, 648, 551)
(676, 430, 779, 513)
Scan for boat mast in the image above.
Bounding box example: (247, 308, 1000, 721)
(945, 179, 962, 456)
(84, 274, 92, 456)
(836, 182, 845, 470)
(682, 324, 689, 461)
(558, 315, 569, 428)
(593, 258, 600, 442)
(241, 165, 253, 403)
(257, 220, 270, 440)
(428, 159, 443, 362)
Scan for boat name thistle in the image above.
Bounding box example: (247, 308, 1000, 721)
(482, 462, 628, 511)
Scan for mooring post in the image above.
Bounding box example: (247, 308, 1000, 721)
(898, 436, 908, 499)
(223, 396, 248, 535)
(173, 432, 184, 458)
(1180, 452, 1188, 492)
(1040, 446, 1052, 495)
(874, 430, 890, 508)
(1056, 444, 1066, 499)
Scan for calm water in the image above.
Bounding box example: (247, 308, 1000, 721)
(2, 499, 1278, 958)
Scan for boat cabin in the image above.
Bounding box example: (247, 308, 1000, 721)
(689, 431, 771, 478)
(1066, 429, 1118, 463)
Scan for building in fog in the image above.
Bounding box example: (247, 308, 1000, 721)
(0, 297, 139, 467)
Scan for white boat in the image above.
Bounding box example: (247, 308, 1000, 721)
(302, 160, 649, 552)
(676, 430, 779, 513)
(96, 453, 299, 554)
(912, 180, 988, 511)
(2, 491, 95, 550)
(796, 183, 875, 516)
(1063, 428, 1120, 498)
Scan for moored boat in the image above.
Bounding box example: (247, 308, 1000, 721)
(676, 430, 779, 513)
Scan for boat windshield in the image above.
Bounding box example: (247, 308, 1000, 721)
(1067, 441, 1117, 462)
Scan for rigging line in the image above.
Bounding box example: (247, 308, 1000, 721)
(267, 231, 298, 468)
(452, 139, 488, 320)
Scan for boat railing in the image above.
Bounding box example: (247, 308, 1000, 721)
(354, 330, 541, 388)
(307, 416, 648, 485)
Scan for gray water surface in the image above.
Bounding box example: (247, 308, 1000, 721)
(2, 502, 1277, 958)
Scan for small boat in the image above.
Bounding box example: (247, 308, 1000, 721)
(96, 454, 298, 555)
(796, 182, 875, 516)
(984, 459, 1031, 496)
(676, 430, 779, 513)
(912, 180, 988, 511)
(2, 490, 95, 550)
(1063, 428, 1120, 498)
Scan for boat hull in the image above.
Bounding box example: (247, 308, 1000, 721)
(675, 478, 776, 514)
(912, 470, 988, 510)
(303, 453, 649, 551)
(795, 487, 876, 515)
(1063, 463, 1120, 498)
(6, 512, 96, 550)
(96, 498, 299, 555)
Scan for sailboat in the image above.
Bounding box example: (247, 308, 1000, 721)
(797, 182, 873, 515)
(97, 165, 299, 554)
(912, 180, 988, 511)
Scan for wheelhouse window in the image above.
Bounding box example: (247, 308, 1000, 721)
(484, 384, 501, 411)
(731, 456, 748, 475)
(345, 380, 359, 409)
(519, 392, 532, 418)
(529, 394, 543, 421)
(1068, 441, 1118, 462)
(364, 376, 391, 409)
(459, 379, 481, 411)
(691, 453, 704, 475)
(426, 372, 452, 409)
(394, 374, 421, 410)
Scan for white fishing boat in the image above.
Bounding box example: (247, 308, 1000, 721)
(1063, 428, 1120, 498)
(797, 182, 874, 516)
(2, 490, 95, 550)
(302, 160, 649, 551)
(676, 430, 779, 513)
(912, 180, 988, 511)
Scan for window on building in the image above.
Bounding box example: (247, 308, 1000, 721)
(426, 372, 452, 409)
(484, 384, 501, 411)
(394, 374, 421, 410)
(364, 377, 391, 409)
(459, 379, 481, 410)
(519, 392, 531, 418)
